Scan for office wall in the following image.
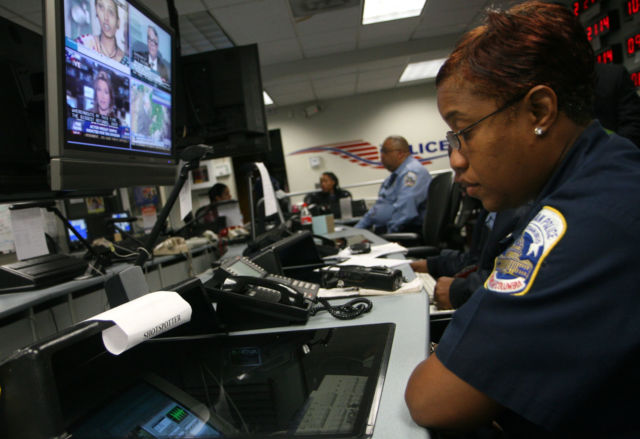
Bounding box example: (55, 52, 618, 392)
(266, 82, 451, 203)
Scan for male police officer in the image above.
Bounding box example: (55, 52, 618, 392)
(355, 136, 431, 233)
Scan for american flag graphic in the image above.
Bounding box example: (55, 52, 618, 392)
(288, 140, 434, 168)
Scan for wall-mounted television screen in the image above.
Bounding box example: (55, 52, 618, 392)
(44, 0, 178, 191)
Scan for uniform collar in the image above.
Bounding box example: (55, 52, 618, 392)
(512, 120, 605, 235)
(393, 155, 414, 175)
(534, 120, 605, 204)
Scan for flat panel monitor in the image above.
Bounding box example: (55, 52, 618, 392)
(177, 44, 269, 158)
(44, 0, 178, 191)
(33, 323, 394, 439)
(251, 231, 325, 282)
(111, 211, 132, 232)
(67, 218, 89, 250)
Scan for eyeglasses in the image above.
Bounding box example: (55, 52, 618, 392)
(446, 93, 526, 152)
(148, 37, 159, 45)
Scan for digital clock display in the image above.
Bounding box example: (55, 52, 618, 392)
(596, 45, 622, 64)
(573, 0, 600, 16)
(624, 0, 640, 19)
(631, 71, 640, 88)
(627, 32, 640, 57)
(585, 13, 620, 41)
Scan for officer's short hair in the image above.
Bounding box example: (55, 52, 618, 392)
(385, 136, 410, 153)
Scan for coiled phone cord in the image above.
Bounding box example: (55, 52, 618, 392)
(310, 297, 373, 320)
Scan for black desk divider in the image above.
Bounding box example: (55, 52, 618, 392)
(0, 318, 395, 439)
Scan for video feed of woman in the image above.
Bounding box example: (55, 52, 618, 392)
(63, 0, 172, 156)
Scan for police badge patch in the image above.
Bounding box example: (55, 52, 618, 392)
(404, 172, 417, 187)
(485, 206, 566, 295)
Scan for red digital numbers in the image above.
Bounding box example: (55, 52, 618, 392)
(585, 13, 620, 42)
(597, 48, 615, 63)
(573, 0, 598, 16)
(586, 15, 610, 41)
(625, 0, 640, 18)
(631, 71, 640, 88)
(627, 33, 640, 56)
(596, 45, 622, 64)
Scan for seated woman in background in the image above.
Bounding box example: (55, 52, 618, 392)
(199, 183, 231, 225)
(304, 172, 351, 218)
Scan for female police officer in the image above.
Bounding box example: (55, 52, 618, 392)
(405, 1, 640, 436)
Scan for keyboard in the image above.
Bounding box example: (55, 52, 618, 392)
(296, 374, 367, 435)
(0, 253, 88, 294)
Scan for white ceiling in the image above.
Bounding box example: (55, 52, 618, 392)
(0, 0, 521, 107)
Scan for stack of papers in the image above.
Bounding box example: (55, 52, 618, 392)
(318, 277, 423, 299)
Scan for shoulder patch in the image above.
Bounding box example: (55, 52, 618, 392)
(403, 171, 417, 187)
(485, 206, 566, 295)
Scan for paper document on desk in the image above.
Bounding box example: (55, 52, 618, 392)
(10, 207, 48, 260)
(338, 256, 409, 268)
(336, 242, 407, 259)
(318, 277, 422, 299)
(217, 201, 244, 227)
(87, 291, 192, 355)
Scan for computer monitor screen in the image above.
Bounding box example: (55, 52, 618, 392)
(68, 218, 89, 250)
(111, 212, 132, 232)
(44, 0, 177, 191)
(70, 379, 225, 438)
(50, 324, 395, 439)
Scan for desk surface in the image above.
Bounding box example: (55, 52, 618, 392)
(204, 226, 431, 439)
(2, 228, 431, 439)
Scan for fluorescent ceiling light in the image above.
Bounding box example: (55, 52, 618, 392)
(399, 58, 447, 82)
(263, 91, 274, 106)
(362, 0, 426, 25)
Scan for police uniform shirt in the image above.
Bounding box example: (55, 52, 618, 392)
(355, 155, 431, 232)
(435, 121, 640, 436)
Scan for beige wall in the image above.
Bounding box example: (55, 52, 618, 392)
(266, 82, 452, 204)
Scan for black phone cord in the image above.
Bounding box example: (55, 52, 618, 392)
(310, 297, 373, 320)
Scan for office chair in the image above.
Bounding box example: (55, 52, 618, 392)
(381, 171, 456, 257)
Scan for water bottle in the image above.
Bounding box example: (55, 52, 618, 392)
(300, 202, 312, 229)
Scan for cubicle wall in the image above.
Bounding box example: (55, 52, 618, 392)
(0, 246, 218, 360)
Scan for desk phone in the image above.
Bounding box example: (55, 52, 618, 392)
(218, 256, 319, 302)
(205, 256, 319, 323)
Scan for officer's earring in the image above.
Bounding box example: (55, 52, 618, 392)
(534, 127, 544, 136)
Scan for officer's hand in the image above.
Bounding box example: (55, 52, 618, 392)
(410, 259, 428, 273)
(434, 277, 454, 310)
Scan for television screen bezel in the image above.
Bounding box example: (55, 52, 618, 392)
(44, 0, 178, 191)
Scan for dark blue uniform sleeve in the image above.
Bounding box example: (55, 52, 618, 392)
(436, 201, 640, 433)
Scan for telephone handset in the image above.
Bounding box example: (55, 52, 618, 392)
(224, 275, 305, 307)
(205, 256, 320, 323)
(212, 256, 319, 302)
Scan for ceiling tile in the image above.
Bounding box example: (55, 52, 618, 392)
(308, 65, 358, 81)
(357, 66, 404, 82)
(203, 0, 257, 8)
(299, 28, 356, 50)
(293, 6, 360, 35)
(313, 73, 357, 90)
(358, 17, 420, 49)
(303, 41, 356, 58)
(212, 0, 296, 44)
(264, 73, 309, 87)
(266, 79, 314, 96)
(258, 38, 303, 65)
